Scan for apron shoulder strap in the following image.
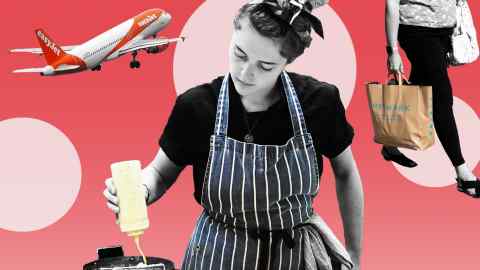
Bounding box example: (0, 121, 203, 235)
(214, 74, 230, 136)
(281, 71, 308, 136)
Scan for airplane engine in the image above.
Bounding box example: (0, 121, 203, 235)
(147, 46, 159, 54)
(146, 43, 169, 54)
(41, 65, 55, 76)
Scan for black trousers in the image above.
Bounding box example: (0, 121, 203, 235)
(398, 24, 466, 167)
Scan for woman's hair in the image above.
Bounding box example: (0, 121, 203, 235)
(233, 2, 313, 64)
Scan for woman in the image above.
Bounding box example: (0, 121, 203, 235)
(384, 0, 480, 197)
(104, 1, 364, 269)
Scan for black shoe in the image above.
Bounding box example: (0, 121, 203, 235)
(381, 147, 418, 168)
(456, 177, 480, 198)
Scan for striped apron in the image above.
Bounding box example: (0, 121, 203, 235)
(181, 72, 353, 270)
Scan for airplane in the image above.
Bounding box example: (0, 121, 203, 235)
(10, 8, 185, 76)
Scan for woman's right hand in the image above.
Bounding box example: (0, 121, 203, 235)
(103, 149, 183, 216)
(104, 177, 149, 215)
(387, 51, 404, 74)
(104, 177, 120, 214)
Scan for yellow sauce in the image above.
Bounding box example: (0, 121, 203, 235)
(134, 235, 148, 265)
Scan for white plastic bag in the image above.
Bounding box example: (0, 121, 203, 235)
(448, 0, 479, 66)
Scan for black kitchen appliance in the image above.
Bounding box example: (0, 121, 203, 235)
(83, 246, 176, 270)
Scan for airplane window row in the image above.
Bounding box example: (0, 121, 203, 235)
(84, 37, 122, 59)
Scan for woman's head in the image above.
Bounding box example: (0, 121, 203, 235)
(234, 2, 313, 64)
(229, 1, 314, 98)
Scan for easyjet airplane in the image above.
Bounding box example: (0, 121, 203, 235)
(10, 8, 184, 76)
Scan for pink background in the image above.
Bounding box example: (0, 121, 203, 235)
(1, 0, 479, 269)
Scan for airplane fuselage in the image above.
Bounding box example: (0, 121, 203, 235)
(70, 10, 170, 70)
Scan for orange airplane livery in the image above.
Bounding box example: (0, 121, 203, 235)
(10, 9, 184, 76)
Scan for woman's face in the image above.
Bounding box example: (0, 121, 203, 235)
(229, 17, 288, 97)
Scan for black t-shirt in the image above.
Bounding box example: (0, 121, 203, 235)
(159, 72, 354, 204)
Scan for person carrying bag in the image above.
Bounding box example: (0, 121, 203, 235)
(380, 0, 480, 198)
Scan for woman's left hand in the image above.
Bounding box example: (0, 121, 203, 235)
(344, 252, 360, 270)
(276, 0, 288, 8)
(350, 259, 361, 270)
(309, 0, 330, 8)
(347, 265, 360, 270)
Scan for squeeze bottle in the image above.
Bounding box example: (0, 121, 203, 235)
(111, 160, 149, 264)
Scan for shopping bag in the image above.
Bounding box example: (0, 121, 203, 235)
(366, 75, 435, 150)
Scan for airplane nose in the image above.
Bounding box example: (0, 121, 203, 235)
(163, 12, 172, 24)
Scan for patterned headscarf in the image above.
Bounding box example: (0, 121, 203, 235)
(249, 0, 324, 39)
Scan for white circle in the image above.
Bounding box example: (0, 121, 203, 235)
(394, 97, 480, 187)
(173, 0, 356, 105)
(0, 118, 82, 232)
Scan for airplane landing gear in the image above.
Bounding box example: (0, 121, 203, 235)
(130, 61, 140, 69)
(130, 51, 141, 69)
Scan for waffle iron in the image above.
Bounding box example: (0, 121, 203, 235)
(83, 246, 176, 270)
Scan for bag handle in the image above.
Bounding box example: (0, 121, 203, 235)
(387, 71, 410, 86)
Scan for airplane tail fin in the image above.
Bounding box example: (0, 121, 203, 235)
(34, 29, 66, 65)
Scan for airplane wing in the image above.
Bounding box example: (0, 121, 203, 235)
(117, 37, 185, 56)
(10, 45, 77, 54)
(13, 64, 80, 74)
(12, 67, 46, 73)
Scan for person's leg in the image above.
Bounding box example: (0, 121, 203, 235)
(399, 27, 466, 163)
(417, 39, 465, 166)
(399, 27, 478, 194)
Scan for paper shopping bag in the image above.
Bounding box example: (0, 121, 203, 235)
(366, 80, 435, 150)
